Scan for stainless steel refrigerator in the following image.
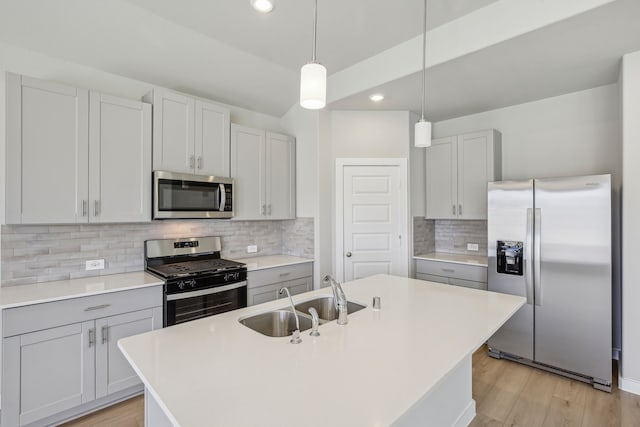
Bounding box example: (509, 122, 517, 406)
(487, 174, 612, 391)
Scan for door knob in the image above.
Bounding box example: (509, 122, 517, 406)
(346, 252, 352, 258)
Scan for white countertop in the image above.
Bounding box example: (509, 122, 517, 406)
(0, 272, 164, 309)
(233, 254, 313, 271)
(119, 274, 524, 427)
(414, 252, 488, 267)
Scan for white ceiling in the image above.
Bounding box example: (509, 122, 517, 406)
(126, 0, 501, 73)
(0, 0, 638, 119)
(330, 0, 640, 121)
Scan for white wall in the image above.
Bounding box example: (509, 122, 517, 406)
(434, 83, 623, 354)
(321, 111, 414, 282)
(620, 50, 640, 394)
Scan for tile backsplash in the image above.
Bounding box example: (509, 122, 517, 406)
(1, 218, 314, 286)
(413, 217, 435, 255)
(413, 217, 487, 256)
(435, 220, 487, 256)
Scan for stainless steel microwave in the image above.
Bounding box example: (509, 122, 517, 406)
(153, 171, 234, 219)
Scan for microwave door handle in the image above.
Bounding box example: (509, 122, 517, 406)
(219, 184, 226, 212)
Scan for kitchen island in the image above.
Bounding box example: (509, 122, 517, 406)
(118, 274, 524, 427)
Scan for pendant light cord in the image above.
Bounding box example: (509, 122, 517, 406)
(312, 0, 318, 63)
(420, 0, 427, 121)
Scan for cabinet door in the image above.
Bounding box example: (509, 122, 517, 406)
(230, 124, 266, 220)
(1, 321, 95, 426)
(425, 136, 457, 219)
(95, 307, 162, 399)
(6, 73, 89, 224)
(266, 132, 296, 219)
(152, 89, 195, 173)
(457, 130, 494, 220)
(282, 277, 312, 296)
(89, 93, 152, 223)
(247, 282, 281, 306)
(195, 100, 230, 177)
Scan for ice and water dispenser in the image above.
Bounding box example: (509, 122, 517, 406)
(496, 241, 524, 276)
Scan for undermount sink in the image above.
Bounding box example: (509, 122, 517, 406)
(294, 296, 366, 322)
(239, 310, 312, 337)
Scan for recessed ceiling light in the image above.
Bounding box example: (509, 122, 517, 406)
(369, 93, 385, 102)
(250, 0, 274, 13)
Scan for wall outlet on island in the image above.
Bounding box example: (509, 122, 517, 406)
(467, 243, 479, 251)
(247, 245, 258, 253)
(86, 259, 105, 271)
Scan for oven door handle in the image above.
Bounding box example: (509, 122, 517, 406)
(166, 281, 246, 301)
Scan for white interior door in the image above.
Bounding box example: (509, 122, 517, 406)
(339, 163, 407, 281)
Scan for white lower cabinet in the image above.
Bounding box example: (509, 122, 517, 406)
(247, 263, 313, 306)
(415, 259, 487, 290)
(1, 286, 162, 427)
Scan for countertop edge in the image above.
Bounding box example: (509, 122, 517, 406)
(0, 272, 164, 310)
(233, 255, 314, 272)
(413, 253, 488, 267)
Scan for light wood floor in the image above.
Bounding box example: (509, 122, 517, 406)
(62, 347, 640, 427)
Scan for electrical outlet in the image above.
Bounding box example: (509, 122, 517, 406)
(467, 243, 479, 251)
(86, 259, 105, 270)
(247, 245, 258, 253)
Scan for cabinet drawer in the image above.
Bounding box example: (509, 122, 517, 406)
(247, 263, 313, 289)
(3, 286, 163, 337)
(415, 259, 487, 282)
(415, 273, 448, 285)
(448, 278, 487, 290)
(283, 277, 312, 296)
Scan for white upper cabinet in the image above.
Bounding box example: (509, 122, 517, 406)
(89, 93, 152, 223)
(230, 124, 296, 220)
(426, 129, 501, 220)
(147, 88, 230, 177)
(195, 100, 230, 176)
(6, 74, 89, 224)
(266, 131, 296, 220)
(5, 73, 152, 224)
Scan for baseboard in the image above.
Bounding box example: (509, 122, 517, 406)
(453, 399, 476, 427)
(619, 375, 640, 396)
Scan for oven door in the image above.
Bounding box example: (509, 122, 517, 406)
(164, 281, 247, 326)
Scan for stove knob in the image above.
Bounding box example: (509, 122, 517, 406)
(190, 280, 197, 288)
(178, 281, 185, 290)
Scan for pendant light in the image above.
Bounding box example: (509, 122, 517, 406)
(300, 0, 326, 109)
(414, 0, 432, 147)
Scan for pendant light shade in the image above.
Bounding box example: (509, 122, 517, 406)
(300, 0, 326, 110)
(415, 119, 432, 148)
(300, 62, 326, 109)
(414, 0, 432, 147)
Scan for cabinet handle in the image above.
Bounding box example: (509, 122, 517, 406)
(268, 204, 272, 215)
(189, 155, 195, 169)
(88, 328, 96, 348)
(94, 200, 101, 217)
(279, 272, 291, 277)
(442, 268, 455, 273)
(452, 205, 456, 215)
(102, 325, 109, 344)
(197, 156, 202, 169)
(261, 204, 266, 216)
(458, 204, 462, 215)
(84, 304, 111, 312)
(82, 200, 88, 217)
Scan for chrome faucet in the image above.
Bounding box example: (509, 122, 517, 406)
(279, 287, 302, 344)
(308, 307, 320, 336)
(324, 275, 348, 325)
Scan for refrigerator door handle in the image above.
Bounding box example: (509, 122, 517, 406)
(534, 208, 542, 306)
(525, 208, 534, 305)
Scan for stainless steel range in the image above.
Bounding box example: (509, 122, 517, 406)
(145, 236, 247, 326)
